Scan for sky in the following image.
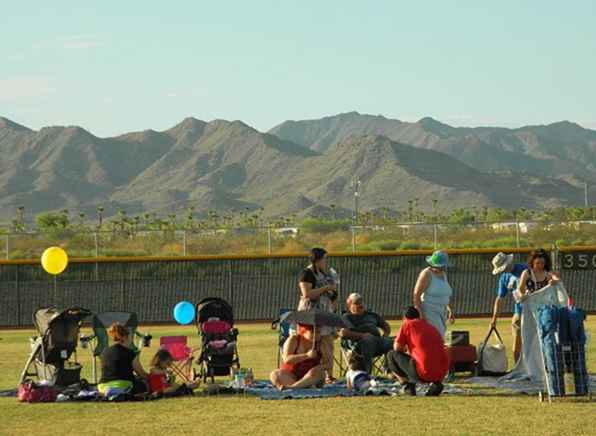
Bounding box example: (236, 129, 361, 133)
(1, 1, 595, 137)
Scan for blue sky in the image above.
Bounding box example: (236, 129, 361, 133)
(1, 1, 595, 136)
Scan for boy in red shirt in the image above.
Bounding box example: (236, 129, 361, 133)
(386, 306, 449, 396)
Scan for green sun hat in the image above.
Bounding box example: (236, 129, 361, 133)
(426, 250, 449, 269)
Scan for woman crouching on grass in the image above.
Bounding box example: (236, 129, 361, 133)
(270, 324, 324, 390)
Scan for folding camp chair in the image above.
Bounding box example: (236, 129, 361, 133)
(159, 336, 198, 384)
(337, 338, 388, 378)
(271, 308, 293, 367)
(80, 311, 152, 384)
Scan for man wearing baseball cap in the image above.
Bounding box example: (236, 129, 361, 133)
(339, 293, 393, 374)
(489, 252, 527, 363)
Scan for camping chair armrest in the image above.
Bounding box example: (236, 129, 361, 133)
(340, 338, 358, 350)
(134, 331, 153, 347)
(79, 333, 96, 349)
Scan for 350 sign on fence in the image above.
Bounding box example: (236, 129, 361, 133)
(561, 253, 596, 270)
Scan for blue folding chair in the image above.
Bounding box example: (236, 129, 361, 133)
(271, 308, 293, 367)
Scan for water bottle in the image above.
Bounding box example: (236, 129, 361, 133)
(237, 370, 245, 389)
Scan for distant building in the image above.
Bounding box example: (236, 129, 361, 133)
(490, 222, 538, 234)
(274, 227, 299, 238)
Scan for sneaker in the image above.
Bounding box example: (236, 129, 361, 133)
(402, 383, 416, 396)
(426, 382, 444, 397)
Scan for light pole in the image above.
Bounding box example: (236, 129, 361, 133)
(352, 180, 361, 223)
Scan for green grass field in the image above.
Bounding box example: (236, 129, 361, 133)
(1, 318, 595, 436)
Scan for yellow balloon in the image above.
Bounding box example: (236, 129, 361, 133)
(41, 247, 69, 275)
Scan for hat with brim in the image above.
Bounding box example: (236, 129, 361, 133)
(347, 293, 363, 304)
(426, 250, 449, 269)
(492, 252, 514, 275)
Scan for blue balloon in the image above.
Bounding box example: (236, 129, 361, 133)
(173, 301, 195, 325)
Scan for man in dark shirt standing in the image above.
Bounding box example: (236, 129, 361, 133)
(339, 293, 393, 373)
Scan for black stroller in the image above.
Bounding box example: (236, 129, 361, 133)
(20, 307, 92, 387)
(195, 298, 240, 382)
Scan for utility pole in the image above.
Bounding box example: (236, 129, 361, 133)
(352, 180, 361, 223)
(585, 182, 589, 207)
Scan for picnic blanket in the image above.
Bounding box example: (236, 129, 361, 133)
(0, 389, 17, 397)
(468, 375, 596, 395)
(243, 380, 463, 400)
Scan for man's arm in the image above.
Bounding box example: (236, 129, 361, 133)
(379, 315, 391, 337)
(339, 328, 372, 341)
(413, 269, 430, 317)
(393, 325, 408, 352)
(490, 296, 502, 327)
(394, 342, 407, 352)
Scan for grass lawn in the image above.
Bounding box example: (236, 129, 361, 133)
(0, 318, 595, 436)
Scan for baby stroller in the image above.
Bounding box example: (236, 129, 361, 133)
(20, 307, 92, 387)
(80, 311, 152, 384)
(195, 297, 240, 382)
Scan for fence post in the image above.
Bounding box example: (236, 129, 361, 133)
(228, 259, 234, 306)
(183, 230, 187, 256)
(267, 228, 272, 255)
(351, 227, 356, 253)
(94, 232, 99, 281)
(551, 243, 559, 271)
(16, 264, 21, 327)
(433, 224, 438, 249)
(515, 220, 520, 248)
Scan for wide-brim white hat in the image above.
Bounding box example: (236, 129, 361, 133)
(492, 253, 514, 275)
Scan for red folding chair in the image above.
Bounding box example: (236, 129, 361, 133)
(159, 336, 197, 384)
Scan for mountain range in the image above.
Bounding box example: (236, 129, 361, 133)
(0, 112, 592, 220)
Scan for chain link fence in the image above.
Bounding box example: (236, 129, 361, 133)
(3, 220, 596, 259)
(2, 247, 596, 327)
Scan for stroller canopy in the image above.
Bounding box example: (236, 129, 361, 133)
(31, 307, 91, 365)
(34, 307, 91, 336)
(196, 297, 234, 325)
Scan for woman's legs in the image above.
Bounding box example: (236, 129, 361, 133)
(289, 365, 325, 389)
(319, 334, 335, 380)
(131, 378, 148, 395)
(270, 369, 297, 390)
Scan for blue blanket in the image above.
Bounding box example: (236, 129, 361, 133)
(244, 380, 462, 400)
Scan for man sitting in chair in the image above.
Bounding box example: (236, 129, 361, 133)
(339, 293, 393, 374)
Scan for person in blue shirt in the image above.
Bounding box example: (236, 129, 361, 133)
(489, 252, 527, 364)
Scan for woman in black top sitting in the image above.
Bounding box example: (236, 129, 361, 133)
(298, 247, 338, 382)
(518, 249, 560, 301)
(98, 322, 149, 395)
